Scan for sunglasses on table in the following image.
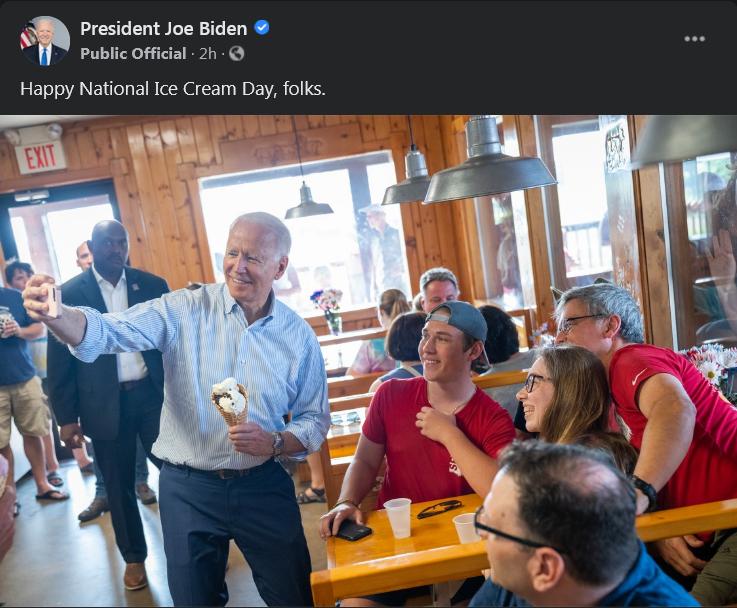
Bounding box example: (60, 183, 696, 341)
(473, 506, 566, 554)
(416, 499, 463, 519)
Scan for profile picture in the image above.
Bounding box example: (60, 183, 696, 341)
(20, 16, 70, 66)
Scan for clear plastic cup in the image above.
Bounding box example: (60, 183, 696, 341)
(383, 498, 412, 539)
(453, 513, 480, 544)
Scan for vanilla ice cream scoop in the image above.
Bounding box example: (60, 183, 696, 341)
(211, 377, 248, 426)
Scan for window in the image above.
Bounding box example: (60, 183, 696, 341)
(0, 180, 118, 284)
(537, 116, 613, 292)
(665, 151, 737, 348)
(199, 151, 411, 314)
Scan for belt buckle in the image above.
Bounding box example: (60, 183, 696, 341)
(217, 469, 235, 480)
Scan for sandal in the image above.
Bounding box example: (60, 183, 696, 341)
(36, 489, 69, 501)
(296, 487, 326, 504)
(46, 471, 64, 487)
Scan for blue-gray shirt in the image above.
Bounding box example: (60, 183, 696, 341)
(71, 283, 330, 470)
(469, 541, 698, 607)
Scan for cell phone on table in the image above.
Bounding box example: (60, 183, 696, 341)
(336, 519, 372, 541)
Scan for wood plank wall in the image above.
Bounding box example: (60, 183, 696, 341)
(0, 115, 470, 294)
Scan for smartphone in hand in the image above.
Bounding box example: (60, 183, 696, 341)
(336, 519, 372, 541)
(46, 285, 61, 319)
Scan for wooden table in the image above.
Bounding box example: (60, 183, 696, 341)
(315, 494, 483, 605)
(312, 497, 737, 606)
(318, 327, 386, 347)
(328, 493, 482, 567)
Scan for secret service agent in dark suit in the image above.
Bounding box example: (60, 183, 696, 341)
(22, 44, 67, 65)
(47, 220, 168, 590)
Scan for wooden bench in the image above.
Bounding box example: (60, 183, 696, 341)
(311, 498, 737, 606)
(327, 372, 384, 399)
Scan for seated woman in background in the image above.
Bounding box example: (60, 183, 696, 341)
(345, 288, 410, 376)
(517, 344, 636, 474)
(478, 305, 537, 419)
(368, 311, 426, 393)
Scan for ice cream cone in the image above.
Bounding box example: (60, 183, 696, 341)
(211, 383, 248, 427)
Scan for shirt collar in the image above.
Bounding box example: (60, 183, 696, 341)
(91, 264, 126, 289)
(222, 283, 276, 320)
(221, 284, 277, 325)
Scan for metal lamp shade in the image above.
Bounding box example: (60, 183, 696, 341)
(284, 182, 334, 219)
(630, 115, 737, 168)
(424, 115, 556, 204)
(382, 146, 431, 205)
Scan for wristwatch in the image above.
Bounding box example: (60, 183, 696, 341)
(630, 475, 657, 512)
(271, 432, 284, 458)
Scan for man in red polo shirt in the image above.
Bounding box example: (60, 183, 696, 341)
(319, 301, 515, 606)
(555, 282, 737, 606)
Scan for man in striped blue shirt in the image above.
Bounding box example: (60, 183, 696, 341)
(23, 212, 330, 606)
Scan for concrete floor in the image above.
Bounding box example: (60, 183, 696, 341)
(0, 460, 329, 606)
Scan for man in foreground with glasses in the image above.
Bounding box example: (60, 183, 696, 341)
(470, 441, 698, 607)
(555, 282, 737, 605)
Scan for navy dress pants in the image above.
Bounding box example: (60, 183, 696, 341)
(92, 378, 162, 563)
(159, 459, 313, 607)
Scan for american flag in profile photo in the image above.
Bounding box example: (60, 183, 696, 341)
(19, 21, 37, 49)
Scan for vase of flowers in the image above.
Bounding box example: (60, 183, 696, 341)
(680, 343, 737, 407)
(310, 288, 343, 335)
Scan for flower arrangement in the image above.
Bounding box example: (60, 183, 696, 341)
(310, 288, 343, 335)
(680, 343, 737, 406)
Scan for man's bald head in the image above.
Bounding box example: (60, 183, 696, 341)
(89, 220, 129, 279)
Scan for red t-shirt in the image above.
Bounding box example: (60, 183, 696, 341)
(610, 343, 737, 510)
(362, 376, 515, 506)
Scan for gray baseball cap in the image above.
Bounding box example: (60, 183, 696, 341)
(426, 301, 490, 366)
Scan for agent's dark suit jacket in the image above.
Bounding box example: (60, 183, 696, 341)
(22, 43, 67, 65)
(48, 267, 169, 440)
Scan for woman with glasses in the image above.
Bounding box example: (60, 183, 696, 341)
(516, 345, 637, 475)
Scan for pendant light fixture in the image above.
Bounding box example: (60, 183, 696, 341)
(630, 115, 737, 168)
(382, 115, 432, 205)
(284, 115, 334, 220)
(424, 115, 556, 204)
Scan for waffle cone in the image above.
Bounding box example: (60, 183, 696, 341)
(211, 383, 248, 427)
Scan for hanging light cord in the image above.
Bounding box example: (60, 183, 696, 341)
(407, 114, 418, 152)
(291, 115, 305, 180)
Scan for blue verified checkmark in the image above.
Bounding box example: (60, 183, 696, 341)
(254, 19, 270, 35)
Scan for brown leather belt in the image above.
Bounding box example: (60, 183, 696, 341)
(169, 460, 273, 480)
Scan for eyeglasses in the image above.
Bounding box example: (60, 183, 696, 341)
(473, 506, 566, 553)
(523, 373, 550, 393)
(557, 313, 608, 334)
(417, 499, 463, 519)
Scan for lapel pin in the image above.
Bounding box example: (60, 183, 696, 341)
(132, 283, 140, 291)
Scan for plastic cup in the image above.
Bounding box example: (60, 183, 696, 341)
(383, 498, 412, 539)
(453, 513, 480, 544)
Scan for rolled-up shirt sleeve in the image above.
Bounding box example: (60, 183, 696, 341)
(284, 334, 330, 456)
(70, 296, 179, 362)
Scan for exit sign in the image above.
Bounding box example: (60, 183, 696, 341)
(15, 141, 67, 174)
